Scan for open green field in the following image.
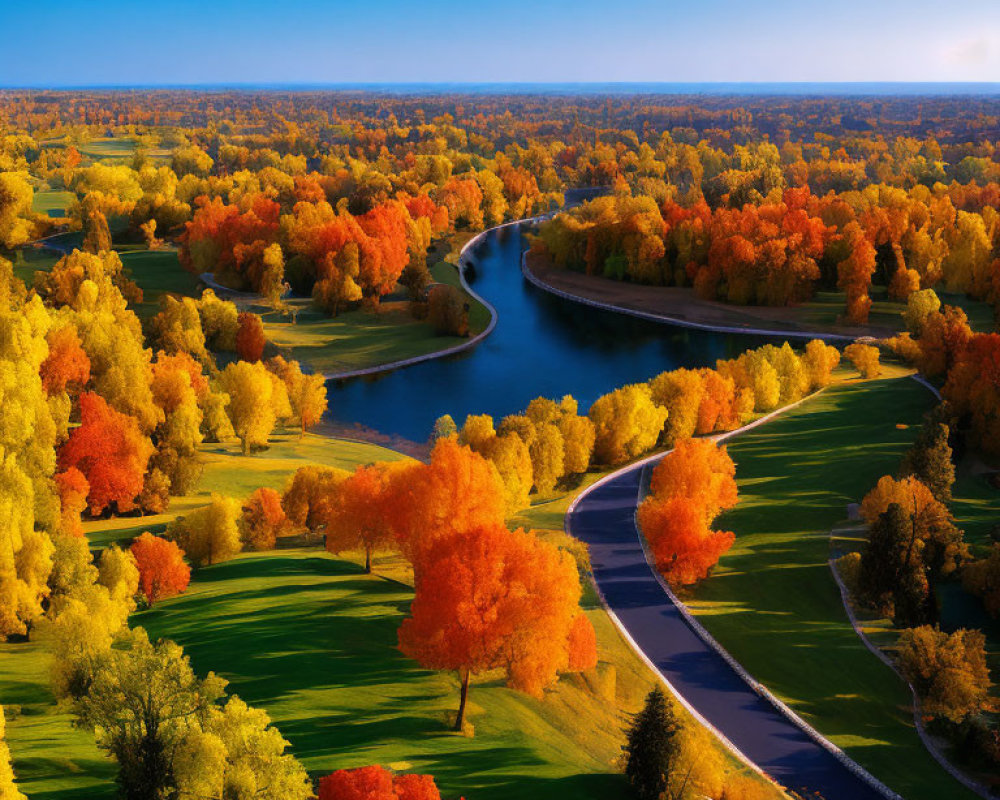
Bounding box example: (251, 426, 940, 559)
(38, 136, 172, 163)
(685, 373, 980, 800)
(135, 550, 637, 800)
(950, 462, 1000, 554)
(2, 431, 405, 799)
(31, 190, 75, 218)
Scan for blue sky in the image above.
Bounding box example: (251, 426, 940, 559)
(1, 0, 997, 86)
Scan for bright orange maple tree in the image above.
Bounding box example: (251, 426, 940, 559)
(40, 324, 90, 396)
(639, 437, 739, 586)
(398, 522, 590, 731)
(57, 392, 155, 514)
(649, 438, 738, 524)
(386, 437, 506, 565)
(235, 311, 266, 362)
(320, 463, 395, 573)
(129, 532, 190, 606)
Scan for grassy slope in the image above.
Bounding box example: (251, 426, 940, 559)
(261, 238, 489, 376)
(120, 248, 203, 319)
(136, 551, 632, 800)
(130, 464, 777, 800)
(2, 433, 403, 799)
(6, 432, 781, 800)
(685, 371, 981, 800)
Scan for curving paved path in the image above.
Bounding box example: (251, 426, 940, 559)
(568, 460, 891, 800)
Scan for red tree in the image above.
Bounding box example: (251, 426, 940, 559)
(386, 437, 506, 565)
(240, 487, 290, 550)
(320, 463, 395, 572)
(236, 312, 266, 362)
(317, 766, 442, 800)
(57, 392, 155, 514)
(638, 495, 735, 586)
(55, 467, 90, 537)
(130, 532, 190, 605)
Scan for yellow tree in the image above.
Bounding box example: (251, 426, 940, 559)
(486, 432, 533, 513)
(844, 343, 881, 379)
(168, 494, 242, 566)
(589, 384, 668, 465)
(802, 339, 841, 390)
(220, 360, 277, 454)
(0, 705, 27, 800)
(267, 357, 327, 436)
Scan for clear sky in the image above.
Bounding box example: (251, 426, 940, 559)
(1, 0, 997, 86)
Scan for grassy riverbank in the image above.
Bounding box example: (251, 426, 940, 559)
(261, 238, 491, 377)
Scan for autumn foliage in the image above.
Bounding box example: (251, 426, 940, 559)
(317, 766, 442, 800)
(398, 522, 592, 730)
(129, 532, 190, 606)
(40, 325, 91, 395)
(58, 392, 155, 515)
(320, 463, 396, 573)
(235, 312, 266, 362)
(638, 439, 738, 586)
(386, 437, 506, 564)
(239, 487, 291, 550)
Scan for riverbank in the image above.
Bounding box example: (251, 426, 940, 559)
(524, 251, 994, 341)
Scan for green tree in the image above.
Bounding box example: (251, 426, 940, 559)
(858, 503, 932, 626)
(70, 628, 227, 800)
(901, 419, 955, 503)
(623, 687, 679, 800)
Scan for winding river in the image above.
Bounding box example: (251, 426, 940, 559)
(325, 222, 771, 442)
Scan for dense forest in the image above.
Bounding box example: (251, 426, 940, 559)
(2, 89, 1000, 799)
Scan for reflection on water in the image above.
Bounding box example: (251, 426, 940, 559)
(325, 224, 770, 444)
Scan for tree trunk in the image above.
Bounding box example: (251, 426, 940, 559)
(454, 669, 471, 732)
(365, 546, 372, 574)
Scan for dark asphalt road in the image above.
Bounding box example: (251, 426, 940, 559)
(568, 464, 892, 800)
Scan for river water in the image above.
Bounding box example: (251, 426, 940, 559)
(325, 223, 771, 444)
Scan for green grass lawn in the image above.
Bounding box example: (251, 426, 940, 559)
(5, 426, 781, 800)
(2, 431, 405, 800)
(684, 373, 981, 800)
(262, 301, 469, 376)
(119, 248, 203, 318)
(950, 461, 1000, 554)
(262, 253, 490, 377)
(135, 550, 637, 800)
(31, 190, 75, 218)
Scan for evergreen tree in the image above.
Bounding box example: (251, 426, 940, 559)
(859, 503, 933, 627)
(901, 419, 955, 502)
(624, 686, 679, 800)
